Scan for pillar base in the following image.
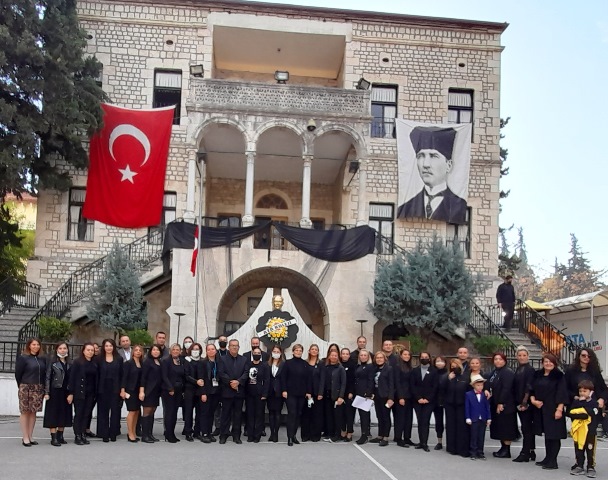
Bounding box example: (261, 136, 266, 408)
(242, 214, 254, 227)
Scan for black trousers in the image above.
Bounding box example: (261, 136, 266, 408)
(393, 402, 413, 441)
(220, 397, 244, 438)
(502, 303, 515, 329)
(470, 421, 487, 456)
(517, 408, 536, 455)
(73, 395, 96, 436)
(374, 396, 392, 438)
(543, 438, 561, 466)
(200, 393, 220, 436)
(286, 396, 306, 439)
(96, 390, 121, 439)
(245, 395, 266, 440)
(161, 389, 183, 439)
(433, 404, 445, 438)
(357, 408, 371, 437)
(323, 398, 345, 438)
(414, 402, 434, 447)
(183, 388, 201, 435)
(85, 396, 96, 431)
(342, 398, 355, 434)
(574, 435, 596, 469)
(301, 397, 323, 441)
(445, 403, 469, 456)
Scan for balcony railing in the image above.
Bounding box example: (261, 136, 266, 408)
(187, 79, 371, 120)
(0, 278, 41, 316)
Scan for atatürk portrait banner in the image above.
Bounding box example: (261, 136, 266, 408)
(396, 119, 472, 225)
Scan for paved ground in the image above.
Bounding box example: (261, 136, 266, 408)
(1, 417, 607, 480)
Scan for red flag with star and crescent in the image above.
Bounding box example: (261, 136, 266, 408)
(83, 103, 175, 228)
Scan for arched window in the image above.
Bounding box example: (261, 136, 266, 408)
(256, 194, 288, 209)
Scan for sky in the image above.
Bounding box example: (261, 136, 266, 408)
(249, 0, 608, 281)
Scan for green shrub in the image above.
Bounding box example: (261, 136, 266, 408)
(125, 329, 153, 347)
(398, 334, 425, 354)
(471, 335, 510, 357)
(38, 316, 74, 343)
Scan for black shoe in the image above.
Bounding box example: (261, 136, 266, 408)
(414, 444, 424, 449)
(423, 445, 430, 452)
(164, 436, 180, 443)
(51, 433, 61, 447)
(434, 444, 443, 451)
(494, 447, 511, 458)
(379, 439, 389, 447)
(201, 435, 212, 443)
(84, 431, 96, 438)
(369, 437, 381, 444)
(292, 437, 300, 444)
(102, 438, 110, 443)
(29, 440, 38, 445)
(22, 440, 32, 447)
(288, 437, 294, 446)
(478, 455, 487, 461)
(185, 435, 194, 442)
(57, 431, 67, 444)
(343, 437, 352, 443)
(535, 460, 548, 467)
(542, 463, 558, 470)
(212, 428, 221, 436)
(247, 437, 255, 443)
(513, 454, 530, 463)
(127, 437, 139, 443)
(141, 435, 155, 444)
(82, 436, 90, 445)
(193, 433, 203, 440)
(254, 437, 260, 443)
(356, 436, 368, 445)
(530, 451, 536, 461)
(233, 437, 242, 444)
(110, 436, 116, 442)
(74, 435, 84, 446)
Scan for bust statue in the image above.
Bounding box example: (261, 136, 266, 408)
(272, 295, 284, 311)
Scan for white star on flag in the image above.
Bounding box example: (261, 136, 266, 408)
(118, 164, 138, 183)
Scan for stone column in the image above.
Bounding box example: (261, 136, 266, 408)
(184, 149, 197, 221)
(356, 159, 368, 226)
(300, 155, 313, 228)
(242, 151, 256, 227)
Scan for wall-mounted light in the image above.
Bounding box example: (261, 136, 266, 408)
(356, 77, 371, 90)
(189, 65, 204, 77)
(274, 70, 289, 84)
(307, 119, 317, 132)
(349, 160, 360, 174)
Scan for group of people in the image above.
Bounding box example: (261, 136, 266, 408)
(14, 333, 608, 476)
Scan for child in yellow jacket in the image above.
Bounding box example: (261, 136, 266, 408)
(568, 380, 600, 478)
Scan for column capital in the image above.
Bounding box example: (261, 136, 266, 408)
(246, 151, 256, 165)
(302, 154, 314, 164)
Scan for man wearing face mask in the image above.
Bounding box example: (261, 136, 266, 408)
(217, 336, 229, 357)
(242, 337, 270, 363)
(183, 343, 205, 441)
(245, 347, 269, 443)
(217, 340, 249, 444)
(410, 352, 439, 452)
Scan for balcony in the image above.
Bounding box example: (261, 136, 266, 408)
(187, 79, 370, 121)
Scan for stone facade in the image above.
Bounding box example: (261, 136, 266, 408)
(27, 0, 506, 349)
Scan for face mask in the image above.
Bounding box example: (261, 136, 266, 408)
(420, 358, 430, 366)
(184, 342, 193, 350)
(219, 341, 227, 349)
(191, 350, 201, 359)
(452, 367, 462, 375)
(57, 352, 68, 359)
(272, 353, 281, 359)
(435, 362, 446, 369)
(252, 354, 262, 361)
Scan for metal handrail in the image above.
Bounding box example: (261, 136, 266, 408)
(0, 278, 41, 316)
(0, 341, 84, 373)
(17, 229, 165, 343)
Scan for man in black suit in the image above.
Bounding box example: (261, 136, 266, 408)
(218, 339, 249, 444)
(242, 336, 270, 363)
(117, 334, 132, 362)
(397, 126, 467, 224)
(496, 275, 516, 331)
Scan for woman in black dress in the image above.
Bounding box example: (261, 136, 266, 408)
(43, 342, 72, 446)
(565, 348, 606, 410)
(67, 343, 98, 446)
(301, 344, 324, 442)
(444, 358, 469, 457)
(393, 348, 414, 447)
(120, 344, 143, 442)
(96, 339, 123, 442)
(282, 343, 312, 446)
(15, 337, 46, 447)
(267, 345, 284, 443)
(530, 353, 568, 470)
(370, 351, 394, 447)
(200, 343, 220, 443)
(433, 355, 448, 450)
(161, 343, 186, 443)
(512, 346, 536, 462)
(354, 349, 375, 445)
(183, 342, 204, 441)
(323, 350, 346, 443)
(488, 352, 518, 459)
(340, 347, 356, 442)
(139, 344, 162, 443)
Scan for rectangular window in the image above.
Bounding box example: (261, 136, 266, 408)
(95, 64, 103, 88)
(247, 297, 262, 316)
(218, 214, 242, 247)
(371, 85, 397, 139)
(311, 219, 325, 230)
(67, 188, 94, 242)
(148, 192, 177, 244)
(224, 321, 243, 336)
(446, 207, 472, 258)
(448, 89, 473, 126)
(368, 203, 394, 254)
(153, 70, 182, 125)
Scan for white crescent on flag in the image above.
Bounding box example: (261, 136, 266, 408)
(109, 124, 151, 166)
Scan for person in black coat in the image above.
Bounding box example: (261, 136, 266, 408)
(67, 343, 98, 446)
(241, 336, 270, 363)
(340, 348, 356, 442)
(218, 339, 249, 444)
(565, 348, 607, 410)
(433, 355, 448, 450)
(282, 343, 313, 446)
(487, 352, 518, 458)
(496, 275, 516, 330)
(120, 345, 143, 442)
(96, 339, 123, 442)
(43, 341, 72, 446)
(444, 358, 470, 457)
(200, 344, 221, 443)
(161, 343, 186, 443)
(512, 346, 537, 463)
(267, 345, 285, 443)
(370, 351, 394, 446)
(301, 344, 325, 442)
(410, 351, 438, 452)
(354, 350, 375, 445)
(183, 343, 205, 441)
(245, 347, 270, 442)
(139, 345, 163, 443)
(393, 348, 414, 447)
(323, 350, 347, 442)
(530, 353, 569, 470)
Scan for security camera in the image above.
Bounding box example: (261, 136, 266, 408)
(307, 119, 317, 132)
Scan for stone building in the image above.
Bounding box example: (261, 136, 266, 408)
(27, 0, 507, 350)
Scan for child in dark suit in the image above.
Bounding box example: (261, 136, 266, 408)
(465, 374, 491, 460)
(568, 380, 600, 478)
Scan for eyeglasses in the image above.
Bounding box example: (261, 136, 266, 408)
(580, 353, 589, 358)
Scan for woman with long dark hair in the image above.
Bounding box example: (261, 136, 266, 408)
(354, 349, 375, 445)
(444, 358, 470, 457)
(267, 344, 285, 442)
(393, 348, 414, 447)
(200, 343, 220, 443)
(67, 343, 98, 446)
(43, 342, 72, 446)
(301, 344, 324, 442)
(530, 353, 568, 470)
(512, 345, 536, 462)
(182, 336, 194, 357)
(139, 344, 163, 443)
(15, 338, 46, 446)
(433, 355, 448, 450)
(121, 344, 144, 442)
(322, 350, 346, 443)
(161, 343, 186, 443)
(183, 342, 204, 441)
(565, 348, 606, 409)
(339, 347, 356, 442)
(369, 351, 394, 446)
(96, 338, 123, 442)
(488, 352, 518, 459)
(282, 344, 312, 446)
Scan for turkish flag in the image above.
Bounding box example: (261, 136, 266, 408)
(83, 103, 175, 228)
(190, 226, 199, 276)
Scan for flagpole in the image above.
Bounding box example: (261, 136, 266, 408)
(194, 152, 205, 343)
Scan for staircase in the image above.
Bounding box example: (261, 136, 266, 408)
(0, 307, 40, 342)
(0, 278, 42, 342)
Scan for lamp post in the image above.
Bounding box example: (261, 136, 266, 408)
(175, 312, 185, 344)
(356, 319, 368, 337)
